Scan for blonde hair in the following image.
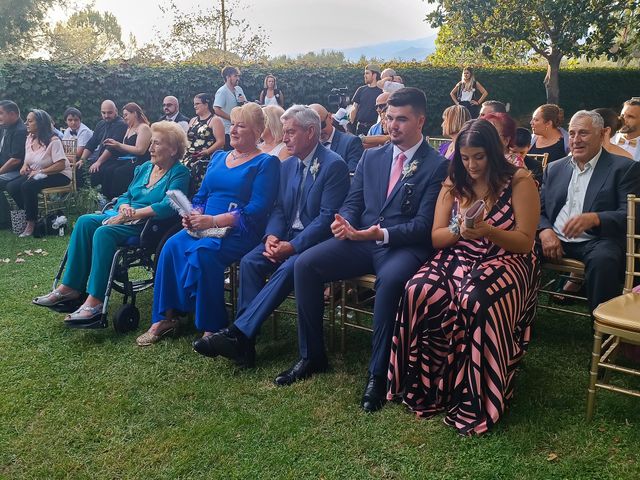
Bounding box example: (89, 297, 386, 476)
(230, 102, 266, 140)
(262, 105, 285, 142)
(150, 121, 188, 160)
(442, 105, 471, 137)
(263, 74, 277, 89)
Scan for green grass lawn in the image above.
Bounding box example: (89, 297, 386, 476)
(1, 229, 639, 479)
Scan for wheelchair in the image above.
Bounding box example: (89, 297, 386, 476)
(51, 205, 182, 332)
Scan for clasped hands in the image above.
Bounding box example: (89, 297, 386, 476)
(331, 214, 383, 242)
(540, 213, 600, 261)
(263, 235, 295, 263)
(182, 210, 215, 231)
(103, 204, 136, 225)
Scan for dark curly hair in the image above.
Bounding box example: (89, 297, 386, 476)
(28, 109, 55, 147)
(449, 119, 517, 204)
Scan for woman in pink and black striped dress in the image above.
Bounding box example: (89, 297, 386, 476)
(387, 119, 541, 435)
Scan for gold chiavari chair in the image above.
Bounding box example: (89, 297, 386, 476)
(40, 138, 78, 221)
(587, 194, 640, 420)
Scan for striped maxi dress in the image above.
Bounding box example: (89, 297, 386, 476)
(387, 182, 541, 436)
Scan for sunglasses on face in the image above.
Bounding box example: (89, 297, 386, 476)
(375, 104, 387, 111)
(162, 103, 175, 107)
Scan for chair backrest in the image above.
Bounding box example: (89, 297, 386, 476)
(427, 136, 450, 150)
(61, 138, 77, 192)
(524, 152, 549, 171)
(624, 194, 640, 293)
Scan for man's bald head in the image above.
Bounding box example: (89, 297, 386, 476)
(101, 100, 118, 121)
(376, 92, 390, 106)
(309, 104, 333, 140)
(163, 96, 179, 115)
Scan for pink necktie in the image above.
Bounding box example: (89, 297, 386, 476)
(387, 152, 406, 197)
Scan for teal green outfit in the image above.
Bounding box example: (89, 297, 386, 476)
(62, 161, 190, 300)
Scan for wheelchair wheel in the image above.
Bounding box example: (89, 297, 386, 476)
(113, 303, 140, 333)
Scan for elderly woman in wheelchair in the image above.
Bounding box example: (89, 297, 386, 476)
(33, 121, 190, 327)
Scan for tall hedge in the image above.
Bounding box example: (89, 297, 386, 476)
(1, 60, 639, 134)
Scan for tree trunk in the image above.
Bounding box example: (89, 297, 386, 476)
(544, 52, 562, 105)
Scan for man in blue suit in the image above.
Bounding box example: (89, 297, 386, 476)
(310, 103, 364, 173)
(275, 88, 448, 413)
(539, 109, 640, 313)
(193, 105, 350, 366)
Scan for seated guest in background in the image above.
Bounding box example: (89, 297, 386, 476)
(258, 105, 288, 161)
(539, 110, 640, 313)
(611, 99, 640, 161)
(510, 127, 532, 158)
(193, 105, 350, 365)
(136, 103, 280, 346)
(182, 93, 225, 186)
(103, 102, 152, 198)
(484, 112, 522, 166)
(439, 104, 471, 160)
(259, 74, 285, 108)
(479, 100, 507, 117)
(159, 96, 189, 132)
(367, 92, 390, 136)
(387, 119, 541, 436)
(80, 100, 127, 197)
(529, 104, 569, 163)
(310, 103, 364, 173)
(61, 107, 93, 159)
(279, 88, 448, 413)
(0, 100, 27, 229)
(594, 108, 633, 159)
(33, 122, 190, 324)
(6, 110, 71, 237)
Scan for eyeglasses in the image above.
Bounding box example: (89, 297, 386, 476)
(375, 104, 387, 111)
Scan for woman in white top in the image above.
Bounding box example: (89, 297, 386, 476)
(259, 74, 285, 108)
(450, 67, 488, 118)
(258, 105, 288, 160)
(6, 109, 71, 237)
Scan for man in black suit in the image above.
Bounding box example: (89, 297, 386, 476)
(310, 103, 364, 173)
(539, 109, 640, 313)
(159, 96, 189, 132)
(275, 88, 448, 413)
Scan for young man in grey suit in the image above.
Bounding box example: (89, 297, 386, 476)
(276, 88, 448, 413)
(539, 110, 640, 313)
(193, 105, 350, 366)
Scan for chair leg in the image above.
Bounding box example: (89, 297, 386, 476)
(340, 280, 347, 353)
(328, 282, 335, 351)
(587, 328, 604, 421)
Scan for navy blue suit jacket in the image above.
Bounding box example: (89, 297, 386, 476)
(539, 150, 640, 245)
(265, 144, 350, 253)
(339, 140, 448, 262)
(330, 128, 364, 173)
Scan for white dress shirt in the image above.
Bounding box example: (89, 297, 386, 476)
(552, 149, 602, 243)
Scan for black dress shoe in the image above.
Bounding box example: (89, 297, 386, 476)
(192, 335, 218, 358)
(361, 374, 387, 413)
(211, 327, 256, 368)
(274, 358, 328, 386)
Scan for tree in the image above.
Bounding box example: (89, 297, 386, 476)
(426, 0, 629, 103)
(47, 7, 127, 63)
(157, 1, 270, 62)
(428, 24, 530, 66)
(0, 0, 64, 57)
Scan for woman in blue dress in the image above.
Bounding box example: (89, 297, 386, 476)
(136, 103, 280, 346)
(33, 122, 191, 324)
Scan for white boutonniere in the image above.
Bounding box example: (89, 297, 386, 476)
(309, 158, 320, 180)
(401, 159, 419, 180)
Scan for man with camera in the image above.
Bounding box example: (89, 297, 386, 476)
(349, 64, 384, 136)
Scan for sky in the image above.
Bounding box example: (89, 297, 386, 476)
(51, 0, 436, 56)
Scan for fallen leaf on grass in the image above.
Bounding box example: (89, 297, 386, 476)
(16, 252, 22, 256)
(41, 251, 48, 256)
(2, 258, 9, 263)
(34, 249, 43, 254)
(15, 258, 25, 263)
(24, 250, 33, 256)
(547, 453, 558, 462)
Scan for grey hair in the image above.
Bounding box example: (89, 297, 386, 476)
(280, 104, 321, 141)
(571, 110, 604, 131)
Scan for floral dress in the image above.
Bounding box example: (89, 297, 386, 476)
(182, 115, 216, 186)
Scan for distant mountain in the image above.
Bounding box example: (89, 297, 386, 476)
(339, 36, 437, 61)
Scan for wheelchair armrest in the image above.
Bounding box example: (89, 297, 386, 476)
(138, 214, 182, 248)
